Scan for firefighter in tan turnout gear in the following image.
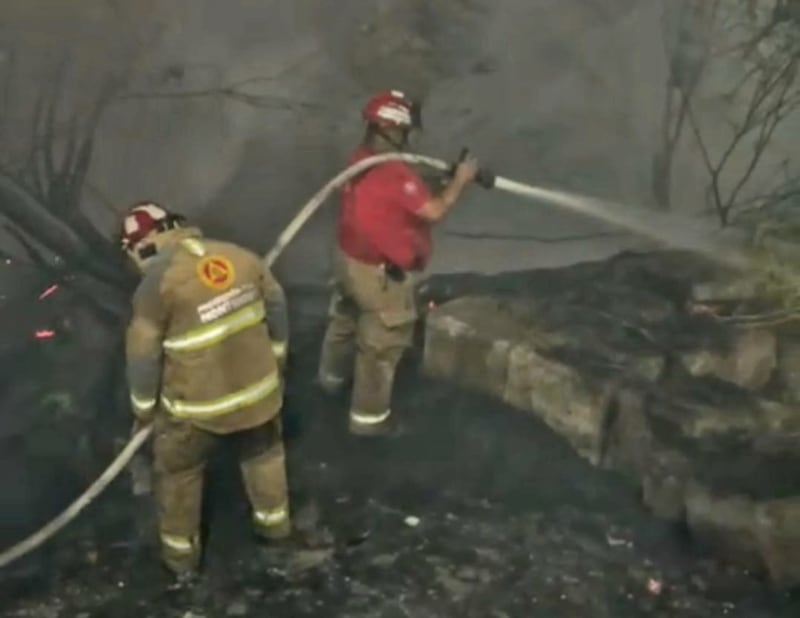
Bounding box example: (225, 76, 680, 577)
(121, 202, 291, 579)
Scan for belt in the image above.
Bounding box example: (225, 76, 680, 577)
(339, 248, 383, 266)
(339, 248, 409, 282)
(382, 262, 406, 282)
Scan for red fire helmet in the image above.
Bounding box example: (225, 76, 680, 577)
(361, 90, 422, 129)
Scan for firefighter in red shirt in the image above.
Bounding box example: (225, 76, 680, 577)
(318, 90, 479, 436)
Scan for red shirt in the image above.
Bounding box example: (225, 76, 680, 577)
(337, 146, 433, 271)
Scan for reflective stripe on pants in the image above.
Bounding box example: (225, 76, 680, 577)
(130, 392, 156, 417)
(159, 531, 201, 574)
(254, 504, 289, 527)
(349, 408, 392, 426)
(239, 425, 291, 540)
(160, 532, 197, 554)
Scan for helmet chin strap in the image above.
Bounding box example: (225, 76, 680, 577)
(127, 220, 187, 272)
(376, 126, 410, 151)
(137, 244, 158, 260)
(157, 213, 186, 233)
(127, 242, 159, 272)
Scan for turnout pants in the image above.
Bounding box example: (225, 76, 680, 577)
(153, 414, 290, 574)
(318, 251, 418, 433)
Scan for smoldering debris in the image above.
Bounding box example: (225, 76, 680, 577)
(2, 288, 799, 617)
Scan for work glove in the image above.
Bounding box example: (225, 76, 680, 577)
(128, 419, 154, 497)
(448, 147, 496, 189)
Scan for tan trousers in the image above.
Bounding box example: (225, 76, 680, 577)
(318, 251, 418, 431)
(153, 414, 290, 574)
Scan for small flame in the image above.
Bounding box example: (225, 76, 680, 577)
(646, 578, 663, 596)
(34, 329, 56, 339)
(38, 284, 59, 300)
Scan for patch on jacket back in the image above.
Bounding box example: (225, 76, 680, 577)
(197, 283, 259, 323)
(403, 179, 419, 195)
(196, 254, 236, 290)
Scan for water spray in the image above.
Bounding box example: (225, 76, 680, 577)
(267, 152, 754, 271)
(0, 151, 758, 569)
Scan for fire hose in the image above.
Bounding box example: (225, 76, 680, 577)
(0, 151, 754, 569)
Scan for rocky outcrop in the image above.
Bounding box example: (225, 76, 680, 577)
(420, 250, 800, 587)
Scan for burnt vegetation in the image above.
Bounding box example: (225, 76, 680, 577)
(655, 0, 800, 225)
(0, 1, 799, 615)
(0, 60, 132, 325)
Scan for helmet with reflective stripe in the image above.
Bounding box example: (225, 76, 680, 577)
(119, 202, 185, 251)
(362, 90, 422, 130)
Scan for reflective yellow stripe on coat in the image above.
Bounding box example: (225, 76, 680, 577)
(161, 373, 279, 420)
(163, 301, 266, 353)
(272, 341, 287, 360)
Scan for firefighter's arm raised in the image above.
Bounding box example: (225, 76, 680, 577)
(415, 154, 479, 223)
(260, 263, 289, 370)
(125, 273, 167, 423)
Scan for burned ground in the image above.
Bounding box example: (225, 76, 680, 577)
(0, 284, 799, 617)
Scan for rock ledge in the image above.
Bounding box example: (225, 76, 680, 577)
(421, 251, 800, 586)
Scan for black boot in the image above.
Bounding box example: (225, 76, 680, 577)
(163, 566, 200, 591)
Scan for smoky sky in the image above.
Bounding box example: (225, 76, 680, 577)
(1, 0, 797, 284)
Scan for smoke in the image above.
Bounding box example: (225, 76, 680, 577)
(3, 0, 798, 284)
(88, 1, 329, 228)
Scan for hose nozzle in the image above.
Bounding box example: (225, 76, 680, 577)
(451, 147, 496, 189)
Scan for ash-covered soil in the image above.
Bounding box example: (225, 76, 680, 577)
(0, 289, 798, 617)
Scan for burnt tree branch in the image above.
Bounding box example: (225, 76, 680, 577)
(115, 77, 320, 111)
(1, 61, 130, 288)
(114, 49, 322, 112)
(2, 223, 52, 270)
(686, 30, 799, 225)
(653, 0, 719, 210)
(0, 170, 125, 286)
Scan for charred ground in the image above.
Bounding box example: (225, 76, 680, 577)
(0, 282, 799, 617)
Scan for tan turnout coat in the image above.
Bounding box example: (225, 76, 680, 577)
(125, 228, 289, 434)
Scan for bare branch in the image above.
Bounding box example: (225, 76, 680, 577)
(83, 180, 120, 218)
(684, 14, 799, 225)
(0, 48, 16, 144)
(24, 92, 48, 201)
(114, 47, 322, 112)
(3, 223, 53, 269)
(115, 77, 321, 111)
(41, 59, 69, 203)
(653, 0, 718, 209)
(726, 63, 798, 210)
(734, 170, 800, 212)
(686, 102, 716, 177)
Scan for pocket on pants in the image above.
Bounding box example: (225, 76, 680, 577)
(359, 311, 415, 353)
(236, 418, 283, 461)
(356, 269, 417, 319)
(154, 416, 213, 474)
(377, 306, 417, 329)
(328, 287, 358, 320)
(378, 275, 418, 328)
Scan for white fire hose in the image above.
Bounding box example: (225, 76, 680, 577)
(0, 151, 754, 569)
